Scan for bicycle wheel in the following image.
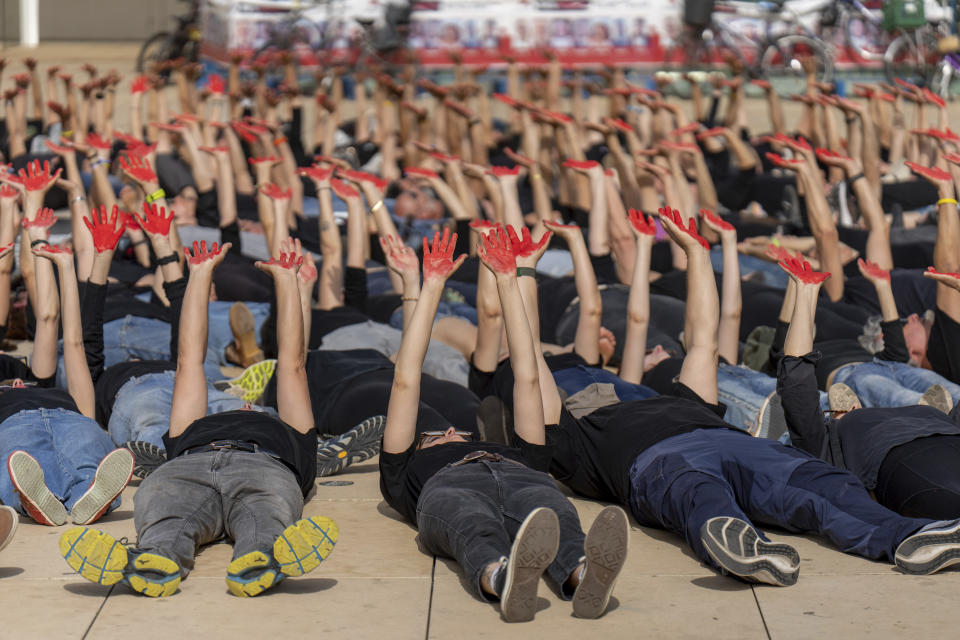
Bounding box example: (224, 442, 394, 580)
(841, 10, 886, 62)
(930, 58, 959, 100)
(137, 32, 172, 73)
(760, 35, 834, 96)
(884, 30, 940, 87)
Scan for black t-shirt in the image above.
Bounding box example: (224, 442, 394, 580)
(0, 387, 80, 424)
(379, 438, 552, 524)
(163, 410, 317, 496)
(928, 306, 960, 384)
(547, 394, 736, 505)
(94, 360, 175, 427)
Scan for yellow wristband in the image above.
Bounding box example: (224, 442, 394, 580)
(371, 200, 385, 212)
(145, 188, 166, 204)
(938, 198, 958, 206)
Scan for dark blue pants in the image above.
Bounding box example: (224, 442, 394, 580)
(416, 459, 585, 601)
(628, 429, 930, 568)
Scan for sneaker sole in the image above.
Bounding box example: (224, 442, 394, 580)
(228, 360, 277, 403)
(573, 506, 629, 619)
(501, 507, 559, 623)
(121, 441, 167, 480)
(226, 550, 279, 597)
(274, 516, 339, 578)
(71, 449, 134, 525)
(127, 552, 182, 597)
(316, 416, 386, 477)
(895, 520, 960, 575)
(7, 451, 67, 526)
(701, 517, 800, 587)
(0, 505, 19, 553)
(60, 527, 129, 586)
(229, 303, 264, 367)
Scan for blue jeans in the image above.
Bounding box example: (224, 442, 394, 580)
(0, 408, 120, 515)
(389, 300, 478, 330)
(628, 429, 929, 567)
(711, 248, 790, 289)
(833, 359, 960, 408)
(553, 365, 657, 402)
(718, 364, 829, 434)
(109, 371, 277, 449)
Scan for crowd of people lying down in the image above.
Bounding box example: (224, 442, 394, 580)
(1, 51, 960, 621)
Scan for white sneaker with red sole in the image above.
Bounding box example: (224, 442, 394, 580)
(7, 450, 67, 526)
(70, 449, 135, 526)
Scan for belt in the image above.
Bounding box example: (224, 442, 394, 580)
(182, 440, 276, 457)
(449, 450, 523, 467)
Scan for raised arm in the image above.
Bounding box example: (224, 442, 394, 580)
(619, 210, 655, 384)
(700, 209, 741, 365)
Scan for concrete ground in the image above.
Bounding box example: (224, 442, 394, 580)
(2, 43, 960, 639)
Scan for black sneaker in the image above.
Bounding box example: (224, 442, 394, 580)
(500, 507, 559, 623)
(122, 441, 167, 479)
(700, 516, 800, 586)
(573, 505, 629, 619)
(895, 518, 960, 575)
(316, 415, 386, 477)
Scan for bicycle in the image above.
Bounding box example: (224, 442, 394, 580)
(136, 0, 200, 73)
(251, 0, 326, 66)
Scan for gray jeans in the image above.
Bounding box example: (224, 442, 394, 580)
(132, 450, 303, 577)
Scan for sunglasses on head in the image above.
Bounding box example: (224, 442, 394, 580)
(417, 429, 474, 448)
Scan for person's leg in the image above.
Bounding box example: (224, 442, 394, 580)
(108, 372, 178, 449)
(416, 464, 514, 601)
(206, 300, 271, 368)
(875, 435, 960, 520)
(887, 361, 960, 406)
(103, 316, 172, 367)
(832, 362, 924, 408)
(717, 364, 776, 433)
(133, 453, 225, 575)
(0, 409, 64, 520)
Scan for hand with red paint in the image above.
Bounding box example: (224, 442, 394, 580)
(131, 75, 151, 94)
(23, 207, 57, 230)
(0, 241, 13, 260)
(298, 165, 334, 187)
(543, 219, 583, 243)
(815, 148, 859, 175)
(256, 246, 303, 275)
(83, 204, 124, 253)
(905, 160, 954, 197)
(699, 209, 736, 239)
(503, 148, 537, 168)
(477, 225, 516, 277)
(32, 243, 74, 269)
(298, 251, 318, 291)
(16, 160, 62, 195)
(0, 184, 18, 203)
(429, 150, 459, 164)
(492, 93, 521, 109)
(87, 133, 112, 153)
(185, 240, 230, 269)
(468, 219, 499, 238)
(696, 126, 728, 140)
(857, 258, 890, 285)
(765, 152, 807, 171)
(656, 207, 709, 251)
(561, 159, 601, 174)
(487, 166, 522, 179)
(380, 234, 420, 282)
(118, 154, 158, 186)
(422, 228, 466, 283)
(923, 87, 946, 108)
(405, 167, 440, 180)
(627, 209, 657, 239)
(924, 267, 960, 292)
(135, 202, 175, 237)
(506, 225, 551, 268)
(44, 138, 74, 157)
(778, 252, 831, 285)
(330, 178, 360, 201)
(260, 183, 292, 200)
(206, 74, 225, 94)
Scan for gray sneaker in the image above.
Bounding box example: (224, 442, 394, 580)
(895, 518, 960, 575)
(918, 384, 954, 414)
(573, 505, 629, 619)
(70, 449, 134, 525)
(700, 516, 800, 586)
(122, 441, 167, 479)
(500, 507, 559, 622)
(828, 382, 861, 414)
(316, 415, 386, 477)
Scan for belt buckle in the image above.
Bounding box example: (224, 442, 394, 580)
(462, 450, 489, 463)
(209, 441, 237, 451)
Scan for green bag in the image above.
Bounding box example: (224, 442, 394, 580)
(883, 0, 927, 31)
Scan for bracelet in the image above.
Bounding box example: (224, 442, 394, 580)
(848, 172, 866, 186)
(531, 173, 543, 181)
(937, 197, 958, 206)
(273, 136, 288, 146)
(401, 296, 418, 302)
(845, 116, 857, 124)
(70, 195, 87, 204)
(62, 129, 73, 137)
(516, 266, 537, 278)
(370, 200, 385, 212)
(30, 238, 49, 248)
(91, 158, 109, 169)
(131, 238, 148, 247)
(156, 253, 179, 265)
(145, 188, 166, 204)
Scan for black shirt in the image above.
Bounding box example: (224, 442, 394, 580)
(94, 360, 175, 427)
(0, 387, 80, 425)
(547, 393, 736, 505)
(163, 410, 317, 496)
(379, 438, 552, 524)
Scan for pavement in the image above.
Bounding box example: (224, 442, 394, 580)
(2, 42, 960, 639)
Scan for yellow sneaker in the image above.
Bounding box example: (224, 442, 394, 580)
(218, 359, 277, 403)
(60, 527, 181, 597)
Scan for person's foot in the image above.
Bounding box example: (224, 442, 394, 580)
(756, 390, 788, 440)
(60, 527, 181, 597)
(895, 518, 960, 575)
(476, 395, 511, 445)
(573, 505, 629, 619)
(7, 450, 67, 526)
(0, 505, 19, 553)
(499, 507, 559, 622)
(316, 415, 386, 477)
(700, 516, 800, 586)
(121, 441, 167, 479)
(918, 384, 954, 414)
(215, 359, 277, 403)
(227, 302, 264, 367)
(828, 382, 861, 414)
(70, 449, 135, 525)
(225, 516, 339, 597)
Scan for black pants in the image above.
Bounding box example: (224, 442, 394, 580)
(416, 459, 584, 600)
(876, 435, 960, 520)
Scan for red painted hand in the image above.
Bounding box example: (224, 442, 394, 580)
(259, 251, 303, 271)
(857, 258, 890, 282)
(506, 225, 551, 260)
(298, 165, 334, 183)
(700, 208, 735, 232)
(83, 204, 124, 253)
(765, 152, 806, 169)
(118, 154, 157, 183)
(905, 160, 952, 183)
(422, 228, 466, 281)
(405, 167, 440, 180)
(186, 240, 228, 266)
(87, 133, 112, 151)
(380, 234, 419, 278)
(330, 178, 360, 200)
(561, 159, 600, 172)
(17, 160, 61, 192)
(136, 202, 174, 236)
(487, 166, 521, 178)
(23, 207, 57, 229)
(778, 253, 831, 285)
(260, 183, 292, 200)
(696, 127, 727, 140)
(657, 207, 709, 250)
(206, 74, 225, 94)
(130, 75, 151, 94)
(477, 225, 516, 275)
